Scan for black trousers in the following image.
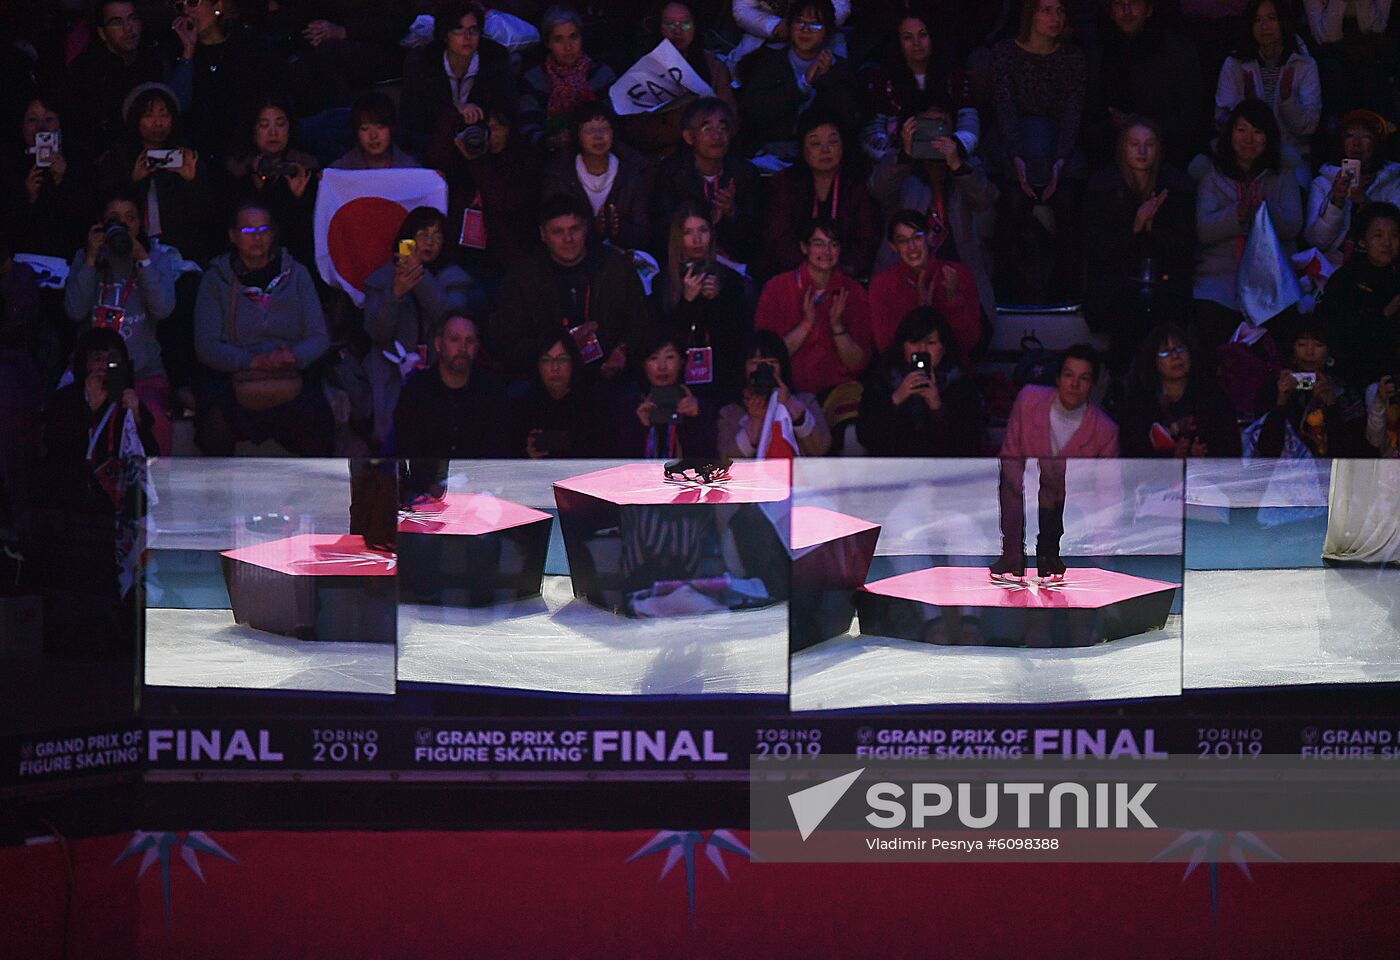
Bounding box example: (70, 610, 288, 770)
(997, 456, 1066, 561)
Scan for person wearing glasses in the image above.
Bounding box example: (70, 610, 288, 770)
(1115, 324, 1240, 458)
(62, 1, 173, 163)
(728, 0, 850, 68)
(868, 210, 981, 364)
(541, 103, 652, 253)
(192, 201, 333, 456)
(649, 2, 736, 119)
(399, 0, 514, 156)
(509, 331, 609, 458)
(736, 1, 862, 160)
(649, 97, 761, 267)
(753, 216, 872, 398)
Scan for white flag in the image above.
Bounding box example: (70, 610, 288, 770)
(609, 39, 715, 117)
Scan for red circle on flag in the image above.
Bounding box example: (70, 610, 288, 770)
(327, 197, 408, 293)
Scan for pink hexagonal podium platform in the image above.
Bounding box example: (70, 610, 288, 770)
(220, 534, 397, 642)
(552, 461, 791, 616)
(396, 493, 553, 607)
(856, 566, 1177, 647)
(789, 506, 881, 652)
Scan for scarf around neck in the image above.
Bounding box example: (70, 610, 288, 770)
(546, 53, 597, 117)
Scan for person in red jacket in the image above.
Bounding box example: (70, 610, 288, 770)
(753, 216, 874, 397)
(992, 343, 1119, 582)
(868, 209, 982, 362)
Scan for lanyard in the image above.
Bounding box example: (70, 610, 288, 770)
(811, 172, 840, 220)
(101, 264, 139, 309)
(926, 190, 948, 254)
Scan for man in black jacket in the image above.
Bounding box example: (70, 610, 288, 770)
(649, 98, 762, 268)
(496, 194, 648, 381)
(61, 1, 170, 164)
(393, 313, 507, 458)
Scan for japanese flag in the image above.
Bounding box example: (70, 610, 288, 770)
(314, 168, 448, 306)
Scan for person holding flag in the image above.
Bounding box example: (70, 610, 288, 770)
(717, 331, 830, 458)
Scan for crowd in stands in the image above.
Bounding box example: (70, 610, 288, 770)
(2, 0, 1399, 520)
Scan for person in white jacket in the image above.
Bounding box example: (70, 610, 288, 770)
(1304, 109, 1400, 266)
(726, 0, 849, 71)
(1215, 0, 1321, 186)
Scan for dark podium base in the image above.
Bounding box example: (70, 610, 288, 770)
(856, 566, 1177, 648)
(220, 534, 396, 643)
(789, 506, 881, 652)
(553, 462, 791, 617)
(396, 494, 553, 607)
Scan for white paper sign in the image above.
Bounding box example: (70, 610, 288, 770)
(609, 39, 715, 116)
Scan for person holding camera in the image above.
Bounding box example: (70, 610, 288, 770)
(541, 103, 652, 253)
(869, 101, 999, 335)
(96, 84, 208, 265)
(616, 326, 714, 459)
(5, 93, 83, 261)
(362, 207, 473, 446)
(717, 330, 830, 458)
(192, 201, 333, 456)
(399, 1, 514, 156)
(225, 98, 319, 267)
(860, 8, 979, 164)
(63, 191, 178, 455)
(759, 114, 881, 281)
(1304, 110, 1400, 270)
(509, 331, 610, 458)
(659, 202, 750, 404)
(857, 306, 985, 457)
(41, 326, 157, 488)
(1251, 320, 1366, 457)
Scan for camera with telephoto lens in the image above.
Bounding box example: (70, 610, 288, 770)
(456, 122, 488, 159)
(749, 361, 778, 395)
(256, 155, 301, 181)
(103, 217, 132, 257)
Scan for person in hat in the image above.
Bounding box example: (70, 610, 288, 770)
(95, 83, 208, 265)
(1304, 109, 1400, 268)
